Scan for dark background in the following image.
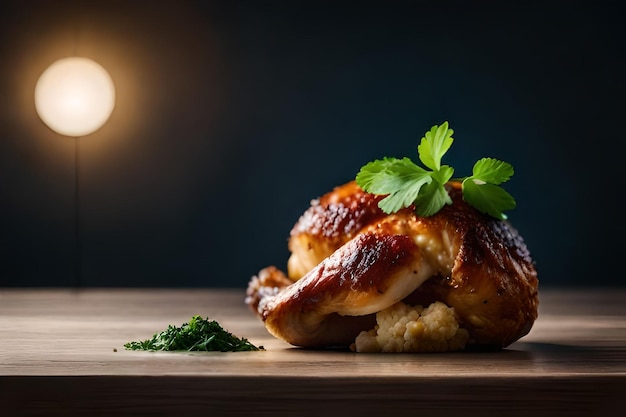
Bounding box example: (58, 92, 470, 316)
(0, 1, 623, 288)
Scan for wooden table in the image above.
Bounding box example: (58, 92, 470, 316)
(1, 288, 625, 416)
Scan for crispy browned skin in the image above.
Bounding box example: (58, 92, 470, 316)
(246, 180, 538, 349)
(248, 233, 432, 347)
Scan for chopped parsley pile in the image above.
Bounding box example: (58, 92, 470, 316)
(355, 121, 516, 220)
(124, 315, 262, 352)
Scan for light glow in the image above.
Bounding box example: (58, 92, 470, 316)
(35, 57, 115, 137)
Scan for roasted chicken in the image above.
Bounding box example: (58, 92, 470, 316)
(246, 180, 538, 351)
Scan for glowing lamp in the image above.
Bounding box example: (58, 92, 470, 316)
(35, 57, 115, 137)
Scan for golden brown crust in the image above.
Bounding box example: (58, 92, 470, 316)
(287, 182, 388, 279)
(252, 233, 431, 347)
(290, 181, 387, 240)
(248, 180, 539, 349)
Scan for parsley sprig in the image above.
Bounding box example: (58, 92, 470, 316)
(124, 315, 263, 352)
(355, 121, 516, 220)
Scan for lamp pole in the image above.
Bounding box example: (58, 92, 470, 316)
(74, 136, 81, 287)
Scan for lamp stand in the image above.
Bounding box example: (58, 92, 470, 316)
(74, 136, 81, 288)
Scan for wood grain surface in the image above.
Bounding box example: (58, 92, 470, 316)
(1, 287, 625, 416)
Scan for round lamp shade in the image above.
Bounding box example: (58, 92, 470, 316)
(35, 57, 115, 137)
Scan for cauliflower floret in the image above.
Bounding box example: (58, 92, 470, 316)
(352, 301, 469, 353)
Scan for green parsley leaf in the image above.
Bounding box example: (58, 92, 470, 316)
(470, 157, 514, 185)
(355, 122, 517, 219)
(356, 157, 429, 194)
(356, 157, 432, 214)
(413, 178, 450, 216)
(462, 179, 516, 220)
(418, 121, 454, 171)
